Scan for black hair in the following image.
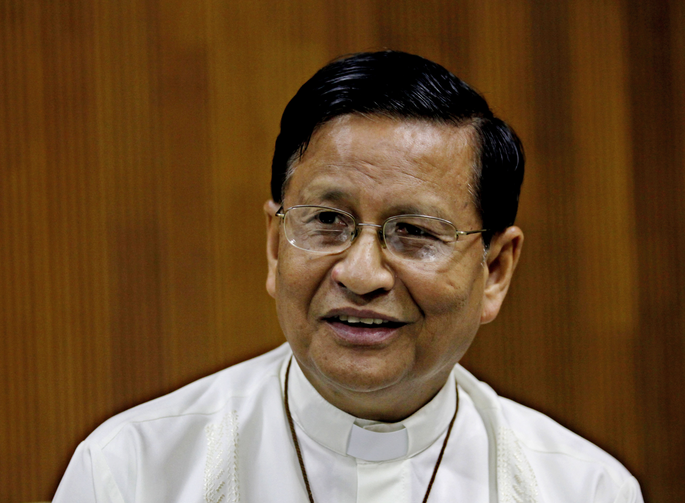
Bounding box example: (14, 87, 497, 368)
(270, 50, 524, 243)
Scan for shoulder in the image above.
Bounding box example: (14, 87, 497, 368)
(455, 365, 643, 503)
(500, 398, 642, 502)
(499, 396, 633, 475)
(498, 396, 625, 471)
(54, 344, 293, 501)
(86, 343, 291, 448)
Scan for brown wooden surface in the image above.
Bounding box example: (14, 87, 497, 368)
(1, 0, 683, 501)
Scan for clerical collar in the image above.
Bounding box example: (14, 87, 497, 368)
(280, 356, 458, 462)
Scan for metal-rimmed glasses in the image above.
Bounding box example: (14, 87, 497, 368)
(276, 205, 487, 265)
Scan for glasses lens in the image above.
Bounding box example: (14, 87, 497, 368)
(384, 216, 457, 262)
(284, 206, 354, 253)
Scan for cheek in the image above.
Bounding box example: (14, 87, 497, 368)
(409, 266, 481, 318)
(275, 246, 331, 322)
(275, 263, 314, 354)
(412, 269, 484, 366)
(408, 264, 486, 361)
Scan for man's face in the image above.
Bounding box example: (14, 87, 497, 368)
(265, 114, 517, 420)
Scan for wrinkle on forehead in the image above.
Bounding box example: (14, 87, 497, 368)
(284, 115, 478, 200)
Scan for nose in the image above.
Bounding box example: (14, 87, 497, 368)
(330, 226, 395, 296)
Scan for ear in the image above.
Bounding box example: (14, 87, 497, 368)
(264, 200, 281, 299)
(480, 226, 524, 324)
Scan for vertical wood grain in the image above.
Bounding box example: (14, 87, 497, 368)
(1, 0, 683, 500)
(626, 0, 685, 500)
(567, 0, 640, 472)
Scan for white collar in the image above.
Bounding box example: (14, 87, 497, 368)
(281, 357, 458, 462)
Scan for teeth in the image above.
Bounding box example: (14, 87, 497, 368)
(338, 315, 388, 325)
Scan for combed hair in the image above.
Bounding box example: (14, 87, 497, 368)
(270, 50, 524, 243)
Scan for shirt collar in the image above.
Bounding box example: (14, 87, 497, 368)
(281, 355, 458, 461)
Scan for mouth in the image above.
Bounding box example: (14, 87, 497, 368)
(328, 314, 405, 329)
(323, 313, 407, 346)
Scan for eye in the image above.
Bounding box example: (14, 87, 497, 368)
(393, 221, 441, 240)
(299, 208, 354, 234)
(314, 210, 346, 226)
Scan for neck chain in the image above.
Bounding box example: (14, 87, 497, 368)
(284, 358, 459, 503)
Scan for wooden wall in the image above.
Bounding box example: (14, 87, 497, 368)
(1, 0, 683, 500)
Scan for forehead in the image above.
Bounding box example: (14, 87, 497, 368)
(284, 115, 479, 221)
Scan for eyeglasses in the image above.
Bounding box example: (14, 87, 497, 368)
(276, 205, 487, 265)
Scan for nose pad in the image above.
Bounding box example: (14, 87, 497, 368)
(352, 222, 386, 249)
(377, 228, 387, 249)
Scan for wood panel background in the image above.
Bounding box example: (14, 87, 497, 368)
(1, 0, 683, 501)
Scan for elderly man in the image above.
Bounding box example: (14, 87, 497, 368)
(54, 51, 643, 503)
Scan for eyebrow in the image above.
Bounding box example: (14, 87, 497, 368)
(299, 187, 354, 206)
(316, 189, 349, 204)
(299, 186, 454, 222)
(388, 203, 453, 221)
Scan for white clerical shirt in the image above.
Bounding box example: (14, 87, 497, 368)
(53, 343, 643, 503)
(286, 354, 490, 502)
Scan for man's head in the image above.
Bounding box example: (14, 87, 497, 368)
(264, 51, 524, 421)
(271, 50, 525, 246)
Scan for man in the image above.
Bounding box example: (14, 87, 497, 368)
(54, 51, 643, 502)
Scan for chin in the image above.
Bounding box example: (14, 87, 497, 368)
(312, 348, 413, 394)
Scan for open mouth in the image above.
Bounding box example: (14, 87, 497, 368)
(327, 314, 405, 329)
